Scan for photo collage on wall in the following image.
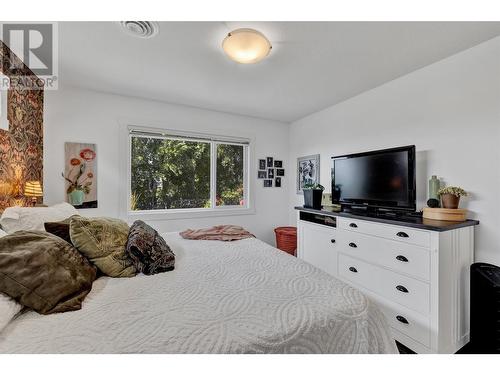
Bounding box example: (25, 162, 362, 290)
(258, 157, 285, 188)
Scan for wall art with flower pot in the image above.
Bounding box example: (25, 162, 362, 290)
(63, 142, 97, 208)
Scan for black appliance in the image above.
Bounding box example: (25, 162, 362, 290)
(331, 145, 416, 214)
(299, 211, 336, 228)
(470, 262, 500, 353)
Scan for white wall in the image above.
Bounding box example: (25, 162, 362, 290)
(44, 88, 290, 244)
(289, 36, 500, 266)
(44, 36, 500, 263)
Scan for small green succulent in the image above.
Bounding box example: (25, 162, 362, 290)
(303, 183, 325, 191)
(437, 186, 468, 197)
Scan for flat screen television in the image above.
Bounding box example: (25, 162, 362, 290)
(331, 145, 416, 213)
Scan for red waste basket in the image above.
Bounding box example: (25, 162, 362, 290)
(274, 226, 297, 256)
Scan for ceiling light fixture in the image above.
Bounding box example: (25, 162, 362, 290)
(222, 28, 272, 64)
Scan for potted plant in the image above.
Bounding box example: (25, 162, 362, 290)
(437, 186, 468, 209)
(303, 183, 325, 209)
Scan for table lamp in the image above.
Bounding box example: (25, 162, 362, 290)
(24, 181, 43, 206)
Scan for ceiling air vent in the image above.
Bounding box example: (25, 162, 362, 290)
(120, 21, 159, 39)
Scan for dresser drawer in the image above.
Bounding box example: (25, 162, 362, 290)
(376, 298, 431, 348)
(338, 254, 430, 315)
(337, 230, 430, 280)
(338, 217, 431, 248)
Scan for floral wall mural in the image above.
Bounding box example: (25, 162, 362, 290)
(63, 142, 97, 208)
(0, 41, 44, 210)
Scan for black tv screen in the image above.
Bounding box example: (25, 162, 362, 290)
(332, 145, 416, 211)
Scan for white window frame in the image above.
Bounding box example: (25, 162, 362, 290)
(123, 124, 255, 221)
(0, 75, 10, 130)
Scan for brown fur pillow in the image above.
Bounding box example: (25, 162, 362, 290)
(126, 220, 175, 275)
(44, 216, 76, 244)
(0, 231, 97, 314)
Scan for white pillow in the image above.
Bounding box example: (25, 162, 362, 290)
(0, 293, 22, 333)
(0, 203, 78, 233)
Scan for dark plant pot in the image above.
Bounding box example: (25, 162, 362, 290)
(441, 193, 460, 209)
(304, 189, 323, 209)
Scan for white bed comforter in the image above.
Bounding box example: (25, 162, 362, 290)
(0, 234, 397, 354)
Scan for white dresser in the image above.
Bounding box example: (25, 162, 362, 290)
(296, 207, 479, 354)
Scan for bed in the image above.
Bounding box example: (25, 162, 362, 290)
(0, 233, 397, 354)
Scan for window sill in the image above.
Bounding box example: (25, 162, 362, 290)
(127, 206, 256, 221)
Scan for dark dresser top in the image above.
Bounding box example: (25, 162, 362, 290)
(295, 206, 479, 232)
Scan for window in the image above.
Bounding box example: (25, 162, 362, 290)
(216, 144, 245, 206)
(128, 128, 250, 213)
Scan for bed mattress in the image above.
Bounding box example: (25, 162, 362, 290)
(0, 233, 397, 353)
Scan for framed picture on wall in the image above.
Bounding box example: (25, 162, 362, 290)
(258, 170, 267, 179)
(64, 142, 98, 208)
(268, 168, 274, 179)
(297, 154, 320, 194)
(264, 179, 273, 187)
(266, 157, 273, 168)
(275, 177, 282, 187)
(259, 159, 266, 170)
(276, 168, 285, 176)
(274, 160, 283, 168)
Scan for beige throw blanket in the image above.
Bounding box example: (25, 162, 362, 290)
(179, 225, 255, 241)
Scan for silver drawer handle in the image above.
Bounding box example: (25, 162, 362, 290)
(330, 239, 336, 243)
(349, 242, 357, 248)
(348, 266, 358, 273)
(349, 223, 358, 228)
(396, 231, 409, 238)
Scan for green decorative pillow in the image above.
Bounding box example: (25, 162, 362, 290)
(70, 216, 137, 277)
(0, 231, 97, 314)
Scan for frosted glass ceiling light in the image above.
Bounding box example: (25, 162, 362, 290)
(222, 28, 272, 64)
